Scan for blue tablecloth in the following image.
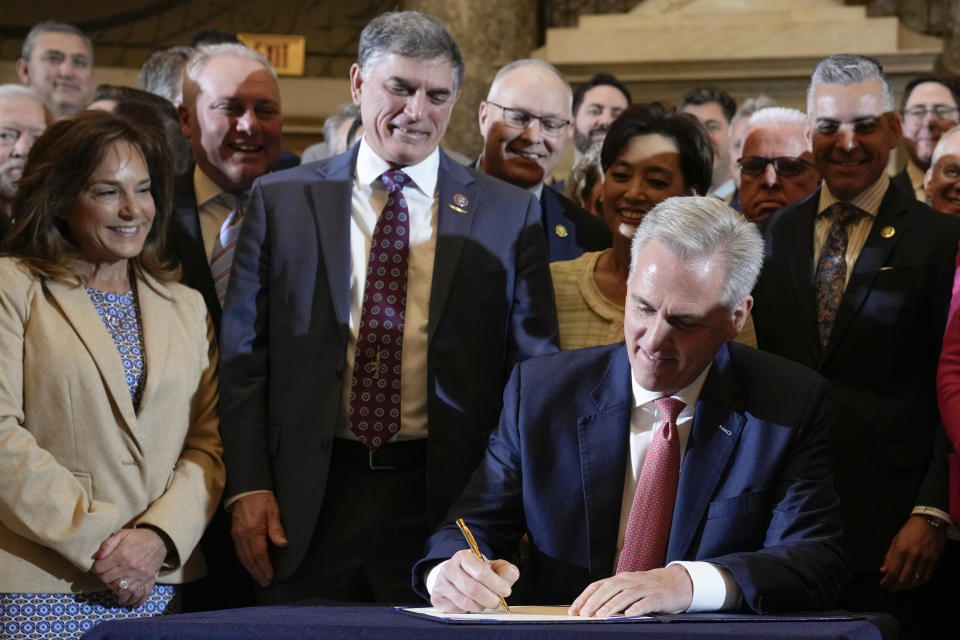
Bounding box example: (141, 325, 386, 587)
(81, 605, 898, 640)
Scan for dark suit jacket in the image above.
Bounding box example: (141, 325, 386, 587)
(540, 186, 611, 261)
(219, 147, 560, 580)
(169, 172, 222, 332)
(752, 185, 960, 571)
(414, 342, 849, 612)
(891, 167, 915, 200)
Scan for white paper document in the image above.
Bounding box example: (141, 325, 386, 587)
(398, 605, 652, 623)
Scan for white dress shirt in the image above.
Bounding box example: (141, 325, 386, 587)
(427, 364, 742, 612)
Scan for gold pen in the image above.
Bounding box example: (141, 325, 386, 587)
(455, 518, 510, 613)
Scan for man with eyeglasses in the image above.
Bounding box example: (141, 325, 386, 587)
(737, 106, 820, 225)
(477, 59, 610, 261)
(893, 75, 960, 202)
(924, 124, 960, 216)
(753, 54, 960, 639)
(0, 84, 50, 240)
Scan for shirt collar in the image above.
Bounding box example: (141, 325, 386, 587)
(193, 166, 247, 210)
(906, 160, 926, 191)
(532, 182, 544, 199)
(710, 178, 736, 200)
(631, 362, 712, 412)
(817, 172, 890, 218)
(355, 136, 440, 198)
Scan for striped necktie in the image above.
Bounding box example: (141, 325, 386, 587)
(210, 193, 247, 305)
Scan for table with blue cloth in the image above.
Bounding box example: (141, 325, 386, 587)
(80, 605, 898, 639)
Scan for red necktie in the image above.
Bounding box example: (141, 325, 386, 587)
(616, 396, 686, 573)
(348, 170, 411, 452)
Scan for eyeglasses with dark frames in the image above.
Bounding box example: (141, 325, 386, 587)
(485, 101, 570, 136)
(738, 155, 816, 178)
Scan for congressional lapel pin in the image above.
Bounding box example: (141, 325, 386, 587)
(718, 425, 732, 436)
(880, 226, 895, 239)
(448, 193, 469, 214)
(555, 224, 569, 238)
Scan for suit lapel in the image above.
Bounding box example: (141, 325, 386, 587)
(428, 152, 478, 344)
(822, 186, 905, 363)
(170, 173, 220, 326)
(135, 274, 170, 428)
(668, 343, 745, 561)
(782, 193, 822, 364)
(45, 278, 139, 435)
(577, 346, 633, 575)
(312, 149, 357, 339)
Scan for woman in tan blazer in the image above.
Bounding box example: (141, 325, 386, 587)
(0, 111, 223, 637)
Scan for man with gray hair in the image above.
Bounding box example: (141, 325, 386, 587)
(300, 102, 362, 163)
(0, 85, 50, 238)
(725, 94, 777, 210)
(753, 53, 960, 637)
(737, 106, 820, 223)
(16, 21, 94, 119)
(139, 45, 195, 106)
(416, 196, 847, 615)
(219, 11, 558, 604)
(477, 58, 610, 261)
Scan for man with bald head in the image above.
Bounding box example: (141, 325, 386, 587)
(168, 43, 283, 612)
(0, 85, 50, 239)
(16, 22, 94, 119)
(737, 107, 820, 224)
(924, 124, 960, 217)
(478, 59, 609, 261)
(170, 43, 282, 330)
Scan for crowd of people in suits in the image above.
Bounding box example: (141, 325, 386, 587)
(1, 11, 960, 640)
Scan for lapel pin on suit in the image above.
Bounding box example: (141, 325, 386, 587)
(718, 425, 732, 436)
(555, 224, 568, 238)
(880, 226, 895, 238)
(448, 193, 469, 214)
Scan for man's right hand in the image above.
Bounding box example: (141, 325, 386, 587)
(231, 492, 288, 586)
(430, 549, 519, 613)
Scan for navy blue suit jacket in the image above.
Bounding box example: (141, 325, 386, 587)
(753, 185, 960, 571)
(539, 186, 611, 261)
(415, 342, 849, 612)
(219, 146, 560, 580)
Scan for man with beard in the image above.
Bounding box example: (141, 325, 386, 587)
(0, 85, 49, 240)
(477, 59, 610, 261)
(892, 75, 960, 202)
(571, 73, 631, 165)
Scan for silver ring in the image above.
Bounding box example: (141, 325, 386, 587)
(117, 578, 129, 591)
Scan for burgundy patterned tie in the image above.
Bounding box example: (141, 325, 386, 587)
(616, 397, 686, 574)
(348, 169, 411, 452)
(814, 202, 862, 348)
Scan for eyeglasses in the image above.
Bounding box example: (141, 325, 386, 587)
(936, 163, 960, 180)
(902, 105, 960, 122)
(485, 101, 570, 136)
(738, 155, 816, 178)
(0, 128, 43, 148)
